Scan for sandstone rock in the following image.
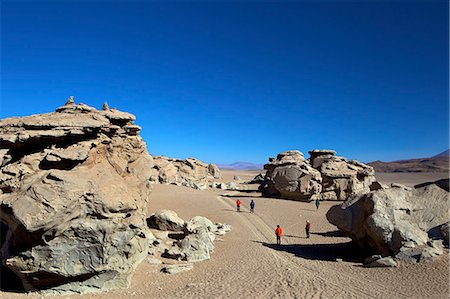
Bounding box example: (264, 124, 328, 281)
(161, 263, 193, 274)
(439, 222, 449, 245)
(261, 150, 322, 201)
(248, 173, 265, 184)
(310, 153, 376, 201)
(226, 182, 238, 190)
(185, 216, 217, 234)
(415, 178, 449, 192)
(327, 185, 449, 258)
(233, 175, 241, 180)
(261, 149, 375, 201)
(208, 163, 221, 179)
(178, 226, 215, 262)
(211, 182, 227, 189)
(364, 256, 397, 268)
(0, 101, 152, 293)
(149, 156, 211, 189)
(147, 210, 186, 232)
(391, 183, 412, 191)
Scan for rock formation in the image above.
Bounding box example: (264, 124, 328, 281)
(146, 210, 231, 266)
(326, 184, 449, 262)
(0, 100, 153, 293)
(261, 149, 375, 201)
(148, 156, 221, 189)
(309, 150, 376, 201)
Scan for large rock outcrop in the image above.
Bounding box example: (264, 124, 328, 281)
(326, 184, 449, 260)
(0, 100, 152, 293)
(261, 150, 322, 200)
(149, 156, 220, 189)
(309, 150, 376, 201)
(261, 149, 375, 201)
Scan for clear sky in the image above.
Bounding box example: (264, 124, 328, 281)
(1, 0, 448, 164)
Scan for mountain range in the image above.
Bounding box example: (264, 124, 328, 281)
(217, 161, 264, 170)
(367, 150, 449, 173)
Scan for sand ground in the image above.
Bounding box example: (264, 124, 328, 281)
(1, 170, 449, 298)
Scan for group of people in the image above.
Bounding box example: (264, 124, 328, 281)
(235, 199, 255, 213)
(236, 197, 320, 245)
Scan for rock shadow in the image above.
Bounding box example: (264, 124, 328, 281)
(312, 230, 344, 237)
(258, 240, 369, 263)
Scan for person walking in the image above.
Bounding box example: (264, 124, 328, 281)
(250, 199, 255, 213)
(236, 199, 241, 212)
(275, 225, 283, 245)
(315, 198, 321, 210)
(305, 220, 311, 238)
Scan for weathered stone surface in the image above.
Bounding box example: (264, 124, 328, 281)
(207, 163, 222, 179)
(327, 184, 449, 258)
(310, 152, 376, 201)
(440, 222, 449, 245)
(261, 149, 375, 201)
(147, 210, 185, 232)
(149, 156, 213, 189)
(261, 150, 322, 201)
(364, 256, 397, 267)
(0, 101, 152, 293)
(161, 263, 193, 274)
(178, 227, 215, 262)
(415, 178, 449, 192)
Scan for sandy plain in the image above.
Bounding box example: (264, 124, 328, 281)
(2, 170, 449, 299)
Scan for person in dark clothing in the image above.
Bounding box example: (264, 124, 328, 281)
(250, 199, 255, 213)
(305, 220, 311, 238)
(315, 198, 321, 210)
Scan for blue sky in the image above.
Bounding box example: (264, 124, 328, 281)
(1, 0, 448, 164)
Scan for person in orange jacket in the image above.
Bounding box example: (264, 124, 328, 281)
(275, 225, 283, 245)
(236, 199, 241, 212)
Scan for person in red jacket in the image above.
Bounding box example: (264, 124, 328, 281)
(236, 199, 241, 212)
(275, 225, 283, 245)
(305, 220, 311, 238)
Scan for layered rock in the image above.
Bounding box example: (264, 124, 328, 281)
(149, 156, 220, 189)
(0, 100, 152, 293)
(326, 184, 449, 261)
(309, 150, 376, 201)
(261, 149, 375, 201)
(261, 151, 322, 200)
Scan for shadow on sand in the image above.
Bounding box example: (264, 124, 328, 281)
(312, 230, 345, 238)
(255, 240, 369, 263)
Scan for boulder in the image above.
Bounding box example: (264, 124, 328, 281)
(414, 178, 449, 192)
(327, 184, 449, 258)
(261, 149, 375, 201)
(364, 256, 397, 268)
(161, 263, 193, 274)
(147, 210, 185, 232)
(233, 175, 241, 180)
(261, 150, 322, 201)
(0, 100, 152, 293)
(178, 226, 215, 262)
(207, 163, 222, 179)
(309, 150, 376, 201)
(439, 222, 449, 245)
(149, 156, 211, 189)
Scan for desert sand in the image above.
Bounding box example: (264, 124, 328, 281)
(2, 170, 449, 298)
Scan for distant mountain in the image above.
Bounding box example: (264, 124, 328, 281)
(368, 150, 449, 173)
(217, 161, 264, 170)
(432, 149, 449, 158)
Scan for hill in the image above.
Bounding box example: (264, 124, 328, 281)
(368, 150, 449, 173)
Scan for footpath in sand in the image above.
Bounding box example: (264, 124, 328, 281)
(2, 171, 449, 299)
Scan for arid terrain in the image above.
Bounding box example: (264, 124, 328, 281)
(2, 169, 448, 299)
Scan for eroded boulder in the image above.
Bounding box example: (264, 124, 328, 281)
(261, 149, 376, 201)
(0, 100, 152, 293)
(149, 156, 217, 189)
(261, 150, 322, 201)
(327, 184, 449, 260)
